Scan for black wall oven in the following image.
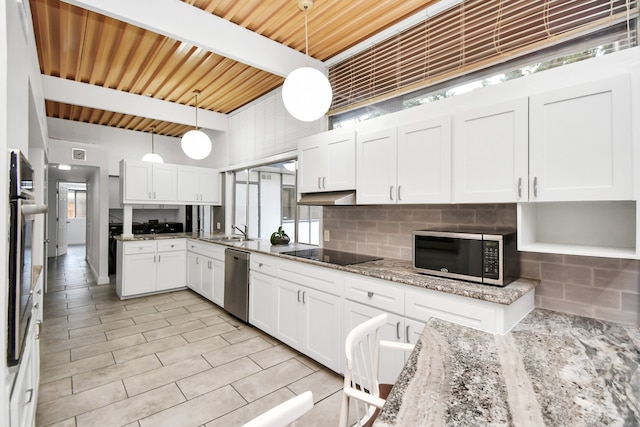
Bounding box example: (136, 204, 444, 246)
(8, 149, 35, 366)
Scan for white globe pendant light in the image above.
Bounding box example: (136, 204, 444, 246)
(181, 90, 212, 160)
(282, 0, 332, 122)
(142, 126, 164, 163)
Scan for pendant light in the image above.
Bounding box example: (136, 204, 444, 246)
(181, 90, 212, 160)
(282, 0, 332, 122)
(142, 126, 164, 163)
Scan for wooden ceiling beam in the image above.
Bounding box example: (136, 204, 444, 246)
(42, 75, 228, 131)
(59, 0, 326, 77)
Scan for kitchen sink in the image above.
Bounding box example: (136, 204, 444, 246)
(209, 235, 253, 242)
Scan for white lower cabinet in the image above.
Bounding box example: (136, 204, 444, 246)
(186, 240, 225, 307)
(249, 254, 277, 334)
(274, 278, 342, 372)
(10, 319, 39, 427)
(116, 239, 186, 298)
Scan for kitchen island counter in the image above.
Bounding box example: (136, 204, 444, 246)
(374, 308, 640, 426)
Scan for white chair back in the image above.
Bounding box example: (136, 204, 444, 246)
(242, 391, 314, 427)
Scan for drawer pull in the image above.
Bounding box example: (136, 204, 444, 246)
(396, 322, 401, 339)
(367, 291, 374, 298)
(406, 325, 410, 343)
(302, 291, 306, 304)
(297, 290, 301, 302)
(259, 263, 263, 267)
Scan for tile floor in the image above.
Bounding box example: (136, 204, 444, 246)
(36, 245, 348, 426)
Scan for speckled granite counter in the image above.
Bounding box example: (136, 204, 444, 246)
(114, 233, 537, 306)
(374, 309, 640, 426)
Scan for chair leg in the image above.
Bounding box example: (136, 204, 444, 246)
(338, 392, 350, 427)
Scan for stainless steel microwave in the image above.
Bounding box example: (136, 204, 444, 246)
(412, 229, 519, 286)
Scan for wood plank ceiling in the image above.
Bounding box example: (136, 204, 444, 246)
(30, 0, 439, 137)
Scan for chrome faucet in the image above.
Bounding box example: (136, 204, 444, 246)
(233, 224, 248, 239)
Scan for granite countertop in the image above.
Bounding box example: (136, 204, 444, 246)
(374, 308, 640, 426)
(115, 233, 537, 306)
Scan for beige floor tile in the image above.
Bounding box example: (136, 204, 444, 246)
(71, 333, 147, 361)
(132, 307, 189, 324)
(248, 344, 299, 369)
(39, 349, 71, 370)
(75, 383, 186, 427)
(152, 299, 200, 312)
(296, 354, 324, 372)
(112, 334, 187, 364)
(39, 418, 77, 427)
(232, 358, 314, 403)
(200, 315, 227, 327)
(156, 336, 229, 365)
(141, 319, 206, 342)
(40, 353, 115, 385)
(124, 295, 177, 311)
(167, 291, 205, 302)
(177, 357, 262, 400)
(202, 336, 274, 367)
(72, 354, 162, 393)
(185, 302, 216, 313)
(220, 326, 261, 344)
(287, 369, 344, 402)
(36, 381, 127, 426)
(165, 308, 225, 325)
(297, 390, 346, 427)
(38, 378, 72, 404)
(139, 385, 246, 427)
(181, 321, 237, 343)
(68, 318, 135, 338)
(41, 332, 107, 355)
(124, 355, 212, 396)
(99, 306, 158, 324)
(105, 319, 170, 340)
(205, 388, 296, 427)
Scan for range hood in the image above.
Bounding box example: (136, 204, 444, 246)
(298, 191, 356, 206)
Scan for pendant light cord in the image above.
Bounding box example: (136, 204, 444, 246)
(194, 93, 199, 130)
(304, 10, 309, 66)
(151, 126, 156, 153)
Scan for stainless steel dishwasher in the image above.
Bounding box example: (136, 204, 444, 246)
(224, 248, 250, 322)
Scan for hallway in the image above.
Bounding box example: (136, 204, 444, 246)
(36, 245, 345, 426)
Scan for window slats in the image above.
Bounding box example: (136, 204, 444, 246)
(328, 0, 636, 114)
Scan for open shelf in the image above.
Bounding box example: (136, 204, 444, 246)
(517, 201, 638, 259)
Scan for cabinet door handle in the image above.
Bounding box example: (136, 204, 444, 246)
(533, 176, 538, 197)
(397, 185, 402, 201)
(318, 177, 322, 189)
(25, 388, 34, 405)
(196, 257, 199, 265)
(396, 321, 401, 339)
(367, 291, 374, 298)
(297, 290, 301, 302)
(148, 192, 152, 199)
(302, 291, 306, 304)
(389, 186, 394, 201)
(158, 255, 161, 262)
(259, 263, 263, 267)
(322, 177, 326, 189)
(36, 320, 42, 339)
(518, 177, 522, 198)
(406, 325, 410, 343)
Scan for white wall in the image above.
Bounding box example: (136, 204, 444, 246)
(47, 118, 228, 174)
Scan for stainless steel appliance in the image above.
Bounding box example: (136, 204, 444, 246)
(224, 248, 250, 322)
(412, 228, 519, 286)
(7, 150, 41, 365)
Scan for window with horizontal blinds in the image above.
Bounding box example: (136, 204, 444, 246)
(328, 0, 637, 115)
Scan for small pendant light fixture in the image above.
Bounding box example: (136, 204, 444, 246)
(142, 125, 164, 163)
(282, 0, 332, 122)
(181, 90, 212, 160)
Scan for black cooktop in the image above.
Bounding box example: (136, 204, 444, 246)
(280, 248, 381, 266)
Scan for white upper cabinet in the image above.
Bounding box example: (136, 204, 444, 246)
(356, 128, 398, 204)
(529, 75, 632, 201)
(121, 160, 177, 203)
(177, 166, 221, 205)
(452, 98, 529, 203)
(298, 129, 356, 193)
(357, 117, 452, 204)
(397, 117, 452, 203)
